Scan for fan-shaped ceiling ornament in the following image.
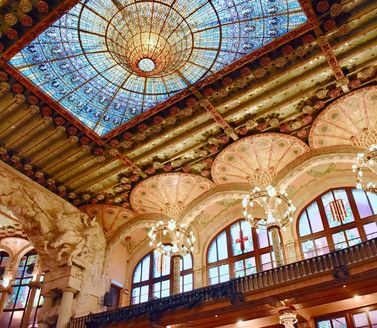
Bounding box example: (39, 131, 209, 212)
(309, 86, 377, 149)
(130, 173, 214, 217)
(211, 133, 310, 186)
(81, 204, 135, 239)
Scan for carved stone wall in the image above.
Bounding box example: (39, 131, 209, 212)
(0, 161, 107, 321)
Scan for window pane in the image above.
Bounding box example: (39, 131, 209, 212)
(317, 320, 331, 328)
(302, 240, 316, 259)
(353, 189, 373, 218)
(370, 309, 377, 324)
(208, 240, 218, 264)
(353, 312, 369, 327)
(346, 228, 361, 246)
(219, 264, 230, 282)
(217, 231, 228, 261)
(299, 211, 311, 236)
(314, 237, 330, 256)
(332, 317, 347, 328)
(141, 255, 150, 281)
(153, 252, 170, 278)
(131, 287, 140, 304)
(234, 258, 256, 278)
(245, 257, 257, 276)
(364, 222, 377, 239)
(332, 231, 347, 250)
(323, 190, 354, 228)
(161, 280, 170, 297)
(181, 273, 193, 292)
(367, 192, 377, 214)
(258, 229, 270, 248)
(230, 221, 253, 256)
(307, 202, 324, 233)
(181, 254, 192, 270)
(261, 252, 273, 270)
(140, 286, 149, 303)
(208, 267, 219, 285)
(133, 263, 141, 283)
(234, 259, 245, 277)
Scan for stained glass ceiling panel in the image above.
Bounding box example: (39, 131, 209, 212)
(9, 0, 307, 137)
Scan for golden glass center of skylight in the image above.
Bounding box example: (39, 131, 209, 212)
(9, 0, 308, 136)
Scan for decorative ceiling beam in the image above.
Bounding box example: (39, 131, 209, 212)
(108, 149, 147, 178)
(298, 0, 349, 92)
(2, 0, 81, 61)
(195, 92, 238, 141)
(317, 35, 350, 92)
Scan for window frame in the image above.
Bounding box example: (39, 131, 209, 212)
(130, 251, 193, 304)
(315, 304, 377, 328)
(206, 219, 276, 285)
(297, 187, 377, 259)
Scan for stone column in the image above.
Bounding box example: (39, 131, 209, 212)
(56, 287, 76, 328)
(20, 278, 42, 328)
(268, 225, 284, 267)
(0, 284, 12, 320)
(38, 291, 55, 328)
(279, 309, 298, 328)
(172, 256, 181, 295)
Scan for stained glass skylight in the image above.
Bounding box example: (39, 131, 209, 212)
(9, 0, 307, 136)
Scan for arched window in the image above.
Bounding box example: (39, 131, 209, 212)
(2, 250, 43, 328)
(207, 219, 275, 285)
(298, 187, 377, 259)
(131, 251, 193, 304)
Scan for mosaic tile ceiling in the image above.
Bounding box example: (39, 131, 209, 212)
(9, 0, 307, 136)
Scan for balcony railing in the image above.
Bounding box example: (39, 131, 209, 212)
(69, 238, 377, 328)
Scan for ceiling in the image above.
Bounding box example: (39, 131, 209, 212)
(0, 0, 376, 210)
(8, 0, 308, 137)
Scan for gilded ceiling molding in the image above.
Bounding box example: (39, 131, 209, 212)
(309, 86, 377, 149)
(211, 133, 310, 186)
(129, 173, 215, 217)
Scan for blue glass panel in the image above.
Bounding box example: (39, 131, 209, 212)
(9, 0, 307, 136)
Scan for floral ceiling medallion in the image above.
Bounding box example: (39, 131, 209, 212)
(9, 0, 308, 137)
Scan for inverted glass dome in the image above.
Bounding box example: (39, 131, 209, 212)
(9, 0, 307, 136)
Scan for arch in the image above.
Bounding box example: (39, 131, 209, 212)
(296, 186, 377, 259)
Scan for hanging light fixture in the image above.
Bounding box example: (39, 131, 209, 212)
(148, 219, 196, 256)
(353, 144, 377, 192)
(241, 185, 296, 231)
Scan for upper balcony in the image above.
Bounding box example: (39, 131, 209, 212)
(69, 237, 377, 328)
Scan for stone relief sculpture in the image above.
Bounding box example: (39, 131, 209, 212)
(0, 164, 108, 322)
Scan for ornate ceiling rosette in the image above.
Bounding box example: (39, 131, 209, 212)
(8, 0, 307, 137)
(81, 204, 135, 239)
(130, 173, 214, 216)
(211, 133, 310, 186)
(309, 86, 377, 149)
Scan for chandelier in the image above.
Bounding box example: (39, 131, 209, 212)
(353, 144, 377, 192)
(242, 185, 296, 231)
(148, 219, 196, 256)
